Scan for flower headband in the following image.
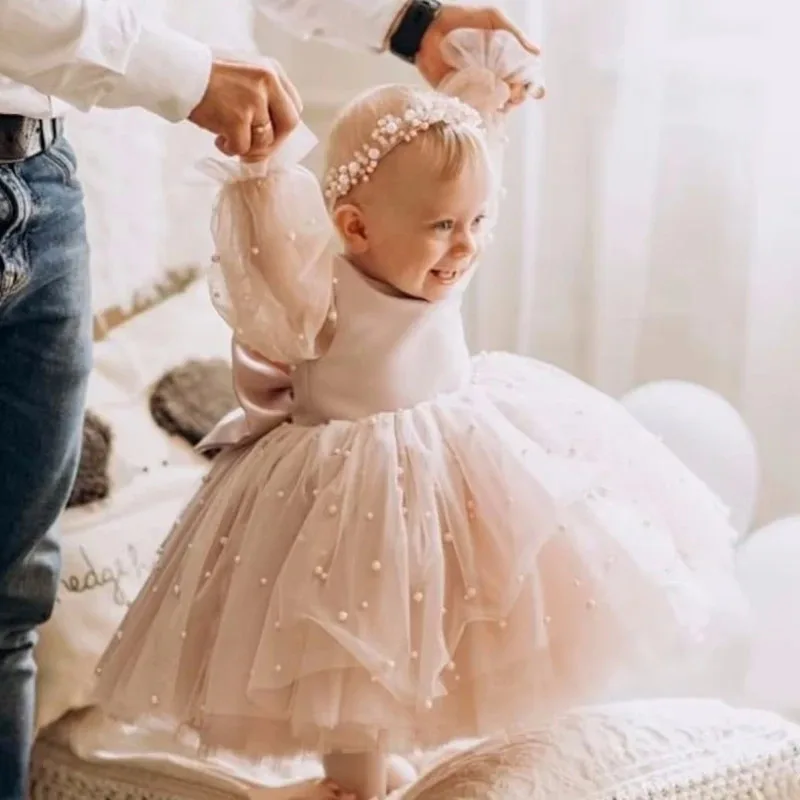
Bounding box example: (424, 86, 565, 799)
(322, 93, 485, 204)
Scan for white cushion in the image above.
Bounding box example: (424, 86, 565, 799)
(92, 279, 230, 399)
(406, 699, 800, 799)
(32, 699, 800, 798)
(35, 466, 206, 733)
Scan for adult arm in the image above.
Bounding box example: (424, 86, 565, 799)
(0, 0, 304, 155)
(0, 0, 211, 121)
(257, 0, 539, 90)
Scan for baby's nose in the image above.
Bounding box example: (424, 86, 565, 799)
(452, 231, 478, 259)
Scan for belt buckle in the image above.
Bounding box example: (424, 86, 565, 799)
(0, 117, 40, 164)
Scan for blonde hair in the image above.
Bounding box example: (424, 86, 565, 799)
(324, 84, 491, 207)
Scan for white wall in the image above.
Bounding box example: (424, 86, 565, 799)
(70, 0, 256, 314)
(66, 0, 168, 314)
(253, 16, 421, 176)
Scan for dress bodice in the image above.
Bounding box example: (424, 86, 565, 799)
(291, 257, 472, 425)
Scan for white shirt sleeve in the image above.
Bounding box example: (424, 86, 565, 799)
(257, 0, 410, 52)
(0, 0, 212, 121)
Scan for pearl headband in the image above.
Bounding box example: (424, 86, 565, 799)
(323, 93, 485, 204)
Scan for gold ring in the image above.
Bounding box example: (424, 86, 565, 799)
(526, 82, 546, 100)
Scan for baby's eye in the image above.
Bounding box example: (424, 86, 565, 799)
(472, 213, 488, 228)
(433, 219, 455, 232)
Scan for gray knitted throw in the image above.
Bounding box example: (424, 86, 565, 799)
(66, 410, 113, 508)
(149, 359, 237, 458)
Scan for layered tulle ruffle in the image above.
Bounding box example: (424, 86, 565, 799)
(95, 353, 749, 755)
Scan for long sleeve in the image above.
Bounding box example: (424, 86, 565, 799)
(0, 0, 211, 121)
(209, 157, 337, 365)
(257, 0, 409, 52)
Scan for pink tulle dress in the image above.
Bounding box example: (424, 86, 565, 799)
(93, 125, 750, 760)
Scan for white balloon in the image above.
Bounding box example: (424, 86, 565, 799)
(737, 516, 800, 714)
(621, 380, 759, 537)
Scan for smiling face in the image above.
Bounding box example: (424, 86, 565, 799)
(327, 87, 497, 303)
(337, 149, 494, 302)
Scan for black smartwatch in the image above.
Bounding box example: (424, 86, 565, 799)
(389, 0, 443, 64)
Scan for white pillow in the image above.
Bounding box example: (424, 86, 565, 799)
(406, 699, 800, 799)
(88, 279, 232, 484)
(35, 466, 206, 733)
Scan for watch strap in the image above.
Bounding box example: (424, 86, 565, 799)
(389, 0, 443, 63)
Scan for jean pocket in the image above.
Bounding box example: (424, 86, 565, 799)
(42, 139, 78, 185)
(0, 167, 32, 303)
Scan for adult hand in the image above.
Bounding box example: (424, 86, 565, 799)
(189, 58, 303, 159)
(415, 5, 542, 104)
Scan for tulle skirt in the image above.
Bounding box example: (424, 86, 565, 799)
(94, 353, 750, 756)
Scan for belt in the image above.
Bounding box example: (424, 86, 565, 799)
(0, 115, 64, 165)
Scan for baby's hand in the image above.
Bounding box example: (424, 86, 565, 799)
(416, 5, 540, 90)
(511, 80, 546, 104)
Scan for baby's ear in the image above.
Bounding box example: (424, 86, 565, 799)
(333, 203, 369, 254)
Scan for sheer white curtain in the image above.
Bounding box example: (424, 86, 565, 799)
(475, 0, 800, 525)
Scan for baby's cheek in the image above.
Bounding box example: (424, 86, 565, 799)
(426, 236, 451, 259)
(401, 240, 432, 266)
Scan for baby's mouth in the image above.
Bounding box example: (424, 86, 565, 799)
(431, 268, 460, 285)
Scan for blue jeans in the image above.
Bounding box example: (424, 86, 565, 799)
(0, 136, 91, 799)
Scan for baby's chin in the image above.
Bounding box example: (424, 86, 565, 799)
(386, 280, 457, 304)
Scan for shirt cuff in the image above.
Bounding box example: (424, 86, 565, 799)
(120, 25, 213, 122)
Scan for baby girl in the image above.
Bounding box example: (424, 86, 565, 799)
(94, 32, 750, 800)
